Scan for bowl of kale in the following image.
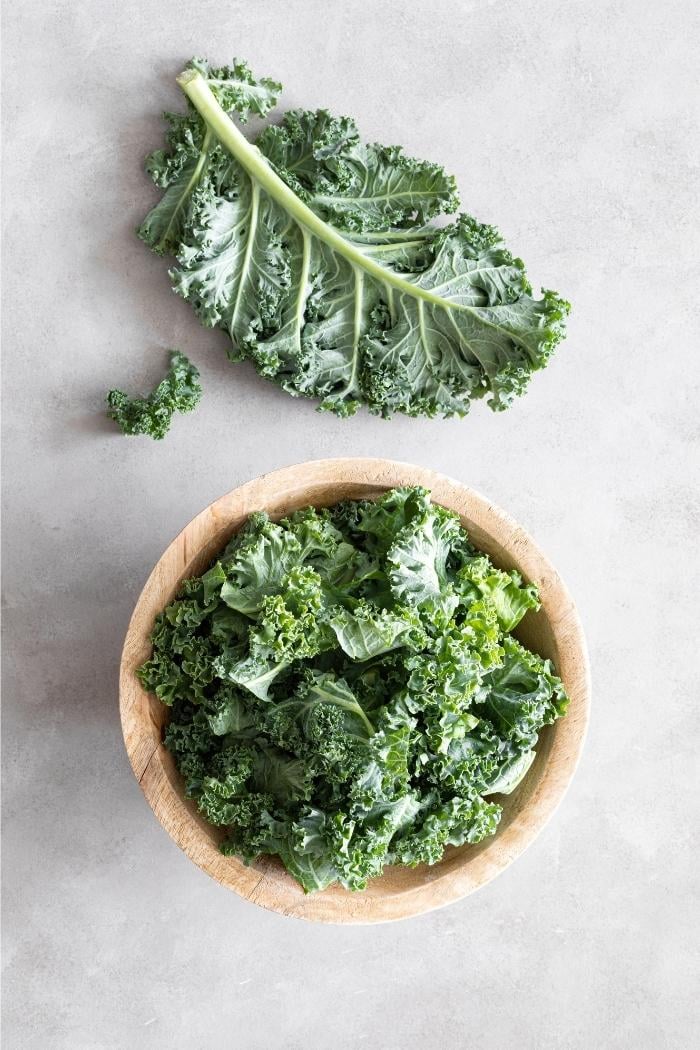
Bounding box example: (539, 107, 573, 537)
(120, 459, 589, 922)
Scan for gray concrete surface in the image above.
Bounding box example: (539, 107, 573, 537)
(3, 1, 699, 1047)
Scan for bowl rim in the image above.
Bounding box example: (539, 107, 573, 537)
(120, 457, 590, 923)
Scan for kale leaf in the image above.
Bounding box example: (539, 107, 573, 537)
(138, 60, 569, 419)
(106, 350, 201, 439)
(138, 488, 569, 892)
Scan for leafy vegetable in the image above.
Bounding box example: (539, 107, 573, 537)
(138, 488, 568, 892)
(139, 59, 569, 419)
(106, 350, 201, 439)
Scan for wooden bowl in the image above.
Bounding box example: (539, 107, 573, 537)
(120, 458, 590, 923)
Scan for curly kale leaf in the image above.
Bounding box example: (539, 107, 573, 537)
(272, 671, 375, 743)
(257, 108, 459, 231)
(219, 513, 301, 616)
(106, 350, 201, 439)
(139, 59, 281, 256)
(138, 61, 569, 418)
(457, 555, 540, 632)
(387, 497, 463, 622)
(474, 636, 569, 749)
(249, 567, 331, 659)
(137, 490, 569, 893)
(187, 58, 281, 123)
(391, 795, 502, 867)
(329, 601, 426, 661)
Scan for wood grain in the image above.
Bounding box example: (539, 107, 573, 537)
(120, 458, 590, 923)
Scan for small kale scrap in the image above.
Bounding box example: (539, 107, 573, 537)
(106, 351, 201, 439)
(138, 488, 569, 893)
(138, 58, 569, 419)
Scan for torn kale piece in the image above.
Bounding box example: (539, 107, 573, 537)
(106, 350, 202, 439)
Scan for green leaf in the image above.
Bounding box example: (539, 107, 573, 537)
(138, 119, 213, 256)
(457, 555, 540, 631)
(387, 498, 462, 620)
(424, 726, 506, 797)
(196, 745, 256, 825)
(329, 602, 425, 661)
(391, 795, 502, 866)
(137, 649, 193, 705)
(106, 350, 201, 439)
(249, 566, 334, 661)
(216, 650, 290, 701)
(141, 65, 568, 418)
(187, 57, 281, 122)
(219, 513, 301, 616)
(280, 505, 344, 559)
(475, 637, 569, 748)
(201, 561, 227, 604)
(139, 59, 281, 256)
(204, 690, 255, 736)
(209, 605, 249, 646)
(283, 809, 340, 893)
(258, 109, 459, 231)
(252, 746, 313, 802)
(484, 749, 537, 795)
(276, 672, 375, 741)
(344, 487, 432, 555)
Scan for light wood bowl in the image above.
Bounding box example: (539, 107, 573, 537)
(120, 458, 590, 923)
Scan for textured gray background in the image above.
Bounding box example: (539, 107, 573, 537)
(3, 1, 699, 1047)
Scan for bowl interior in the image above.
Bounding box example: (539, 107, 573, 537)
(122, 463, 588, 922)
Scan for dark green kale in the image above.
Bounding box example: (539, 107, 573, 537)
(138, 488, 569, 892)
(106, 350, 201, 439)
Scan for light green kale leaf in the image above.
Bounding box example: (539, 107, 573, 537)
(475, 636, 569, 748)
(386, 496, 463, 621)
(257, 108, 459, 231)
(457, 555, 540, 631)
(139, 61, 569, 418)
(329, 601, 426, 661)
(218, 512, 301, 616)
(391, 794, 502, 867)
(249, 566, 335, 662)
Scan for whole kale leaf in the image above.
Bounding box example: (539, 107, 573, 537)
(138, 59, 570, 419)
(138, 489, 569, 893)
